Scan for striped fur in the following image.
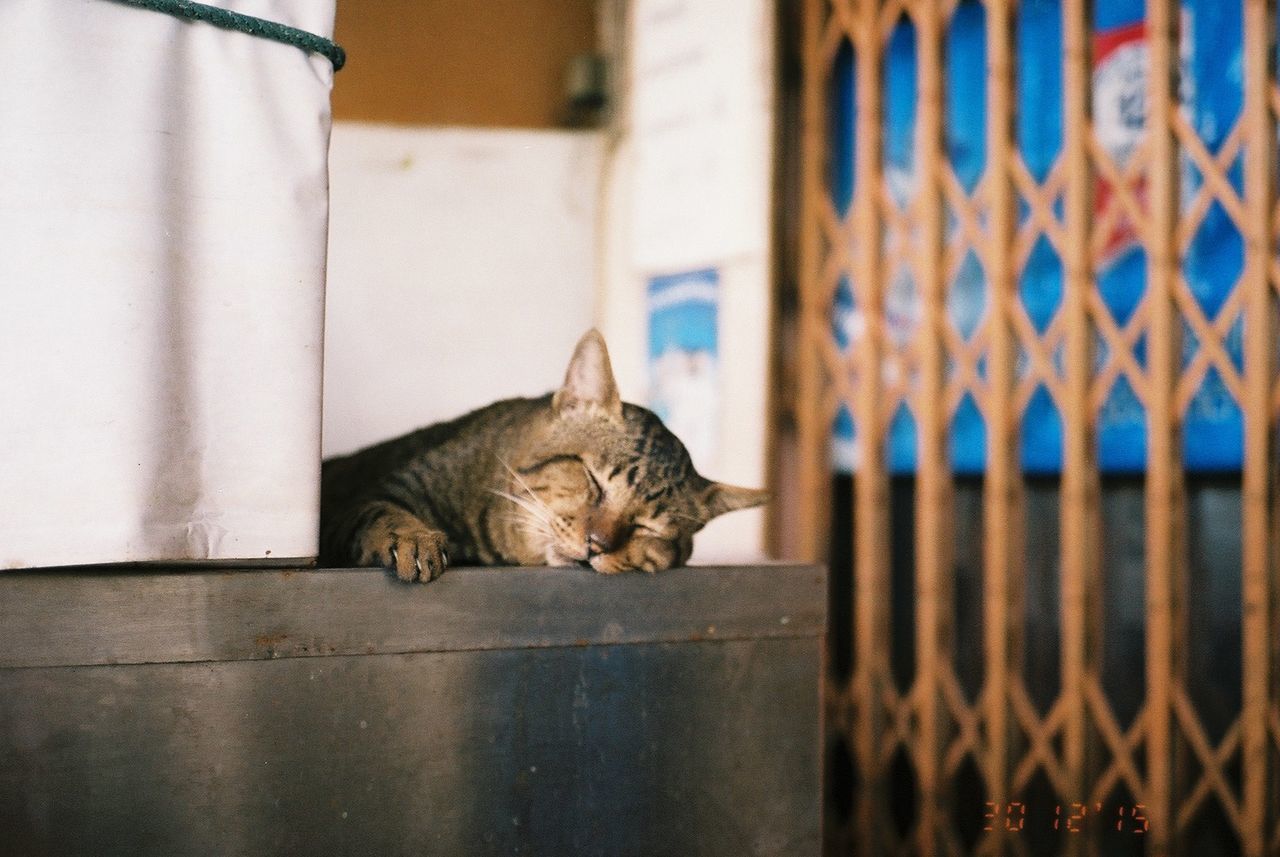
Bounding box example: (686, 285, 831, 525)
(320, 330, 767, 582)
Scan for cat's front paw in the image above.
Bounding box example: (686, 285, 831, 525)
(359, 522, 450, 583)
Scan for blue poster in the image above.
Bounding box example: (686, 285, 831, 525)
(648, 268, 719, 469)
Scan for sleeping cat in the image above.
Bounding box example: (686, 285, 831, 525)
(320, 329, 768, 581)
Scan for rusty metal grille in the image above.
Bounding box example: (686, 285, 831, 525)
(781, 0, 1280, 854)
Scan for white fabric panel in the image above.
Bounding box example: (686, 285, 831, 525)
(0, 0, 334, 567)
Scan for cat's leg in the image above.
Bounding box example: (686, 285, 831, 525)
(348, 501, 450, 583)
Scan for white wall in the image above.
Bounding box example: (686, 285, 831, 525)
(323, 124, 603, 457)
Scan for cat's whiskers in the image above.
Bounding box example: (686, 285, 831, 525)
(493, 457, 573, 547)
(494, 512, 553, 539)
(520, 525, 556, 546)
(496, 458, 560, 519)
(489, 489, 567, 551)
(498, 509, 554, 536)
(488, 488, 552, 524)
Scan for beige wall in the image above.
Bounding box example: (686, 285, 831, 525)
(332, 0, 597, 128)
(322, 125, 603, 458)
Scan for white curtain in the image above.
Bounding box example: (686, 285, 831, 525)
(0, 0, 334, 567)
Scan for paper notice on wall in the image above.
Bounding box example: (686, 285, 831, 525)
(629, 0, 769, 270)
(648, 269, 720, 471)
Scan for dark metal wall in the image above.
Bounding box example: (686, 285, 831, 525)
(0, 565, 825, 857)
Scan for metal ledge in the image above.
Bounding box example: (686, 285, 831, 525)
(0, 564, 825, 669)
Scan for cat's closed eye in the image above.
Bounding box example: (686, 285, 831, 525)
(582, 465, 604, 505)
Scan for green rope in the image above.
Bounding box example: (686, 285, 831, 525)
(105, 0, 346, 71)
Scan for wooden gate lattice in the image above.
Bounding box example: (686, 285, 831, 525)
(791, 0, 1280, 854)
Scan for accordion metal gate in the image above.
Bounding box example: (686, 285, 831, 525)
(778, 0, 1280, 854)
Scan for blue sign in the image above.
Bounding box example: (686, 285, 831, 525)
(648, 268, 720, 468)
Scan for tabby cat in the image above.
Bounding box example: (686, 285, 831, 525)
(320, 330, 768, 581)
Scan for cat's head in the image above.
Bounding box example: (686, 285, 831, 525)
(498, 329, 768, 573)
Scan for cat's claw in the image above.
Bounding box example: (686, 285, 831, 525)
(365, 526, 449, 583)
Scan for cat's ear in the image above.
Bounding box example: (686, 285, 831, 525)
(700, 482, 770, 520)
(554, 329, 623, 420)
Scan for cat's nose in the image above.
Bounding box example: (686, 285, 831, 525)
(586, 528, 618, 556)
